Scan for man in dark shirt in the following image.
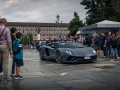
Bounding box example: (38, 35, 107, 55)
(99, 32, 106, 57)
(104, 32, 112, 57)
(10, 27, 17, 77)
(83, 34, 92, 47)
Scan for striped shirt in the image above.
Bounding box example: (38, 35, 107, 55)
(0, 24, 12, 44)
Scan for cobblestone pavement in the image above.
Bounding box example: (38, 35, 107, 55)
(0, 49, 120, 90)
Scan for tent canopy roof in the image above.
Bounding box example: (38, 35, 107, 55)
(78, 20, 120, 31)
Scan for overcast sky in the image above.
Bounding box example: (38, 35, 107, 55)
(0, 0, 87, 23)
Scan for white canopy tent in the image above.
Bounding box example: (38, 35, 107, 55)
(77, 20, 120, 34)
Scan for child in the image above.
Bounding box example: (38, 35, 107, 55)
(13, 32, 24, 79)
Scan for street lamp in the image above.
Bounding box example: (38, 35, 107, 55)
(56, 14, 62, 40)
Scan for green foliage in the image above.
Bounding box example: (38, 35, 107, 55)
(68, 12, 85, 36)
(28, 34, 33, 44)
(80, 0, 120, 25)
(24, 35, 28, 45)
(21, 35, 25, 45)
(21, 34, 33, 45)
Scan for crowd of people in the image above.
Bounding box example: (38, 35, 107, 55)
(34, 31, 120, 59)
(93, 32, 120, 59)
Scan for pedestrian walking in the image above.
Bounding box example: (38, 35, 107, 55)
(0, 18, 13, 82)
(12, 32, 24, 79)
(10, 27, 17, 77)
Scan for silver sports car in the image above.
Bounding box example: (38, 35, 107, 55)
(39, 42, 97, 63)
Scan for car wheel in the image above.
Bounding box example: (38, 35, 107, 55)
(39, 50, 45, 60)
(56, 51, 62, 63)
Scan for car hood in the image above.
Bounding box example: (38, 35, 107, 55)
(60, 47, 96, 56)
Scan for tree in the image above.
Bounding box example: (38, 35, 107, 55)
(28, 33, 33, 44)
(24, 35, 29, 45)
(80, 0, 120, 25)
(68, 12, 85, 36)
(21, 35, 25, 45)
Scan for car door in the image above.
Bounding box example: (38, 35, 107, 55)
(47, 43, 56, 59)
(43, 43, 52, 59)
(49, 43, 59, 59)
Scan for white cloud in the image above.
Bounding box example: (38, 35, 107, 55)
(0, 0, 87, 23)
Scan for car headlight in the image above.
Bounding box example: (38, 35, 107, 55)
(66, 51, 72, 55)
(92, 50, 96, 53)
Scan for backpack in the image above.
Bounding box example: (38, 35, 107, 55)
(117, 37, 120, 46)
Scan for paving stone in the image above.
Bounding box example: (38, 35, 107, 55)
(0, 50, 120, 90)
(12, 78, 63, 90)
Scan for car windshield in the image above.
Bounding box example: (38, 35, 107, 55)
(59, 42, 85, 48)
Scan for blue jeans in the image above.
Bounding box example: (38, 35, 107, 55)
(106, 46, 111, 57)
(110, 48, 117, 57)
(11, 58, 16, 74)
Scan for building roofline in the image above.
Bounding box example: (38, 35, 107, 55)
(7, 22, 69, 27)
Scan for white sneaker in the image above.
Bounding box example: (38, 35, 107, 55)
(117, 57, 120, 59)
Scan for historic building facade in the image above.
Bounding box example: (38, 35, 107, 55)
(7, 22, 69, 40)
(111, 0, 120, 11)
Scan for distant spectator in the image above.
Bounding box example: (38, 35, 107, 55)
(110, 33, 117, 58)
(30, 41, 34, 50)
(94, 33, 100, 57)
(104, 32, 111, 57)
(74, 35, 78, 42)
(77, 34, 83, 44)
(116, 33, 120, 59)
(83, 34, 92, 47)
(99, 32, 106, 57)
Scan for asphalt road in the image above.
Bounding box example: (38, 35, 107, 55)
(0, 49, 120, 90)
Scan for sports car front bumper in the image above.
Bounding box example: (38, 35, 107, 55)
(63, 55, 97, 63)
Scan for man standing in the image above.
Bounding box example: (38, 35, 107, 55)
(94, 33, 100, 58)
(0, 18, 13, 82)
(99, 32, 106, 57)
(83, 34, 92, 47)
(104, 32, 111, 58)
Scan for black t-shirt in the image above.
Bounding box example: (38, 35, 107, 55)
(11, 35, 16, 43)
(100, 35, 106, 46)
(84, 36, 92, 46)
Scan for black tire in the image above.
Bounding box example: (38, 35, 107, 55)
(56, 51, 63, 63)
(39, 50, 45, 60)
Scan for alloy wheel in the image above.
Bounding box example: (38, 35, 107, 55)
(56, 51, 62, 63)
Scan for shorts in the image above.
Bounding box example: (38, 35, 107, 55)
(94, 46, 100, 51)
(15, 59, 24, 67)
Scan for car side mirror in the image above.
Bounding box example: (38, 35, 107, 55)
(51, 45, 56, 48)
